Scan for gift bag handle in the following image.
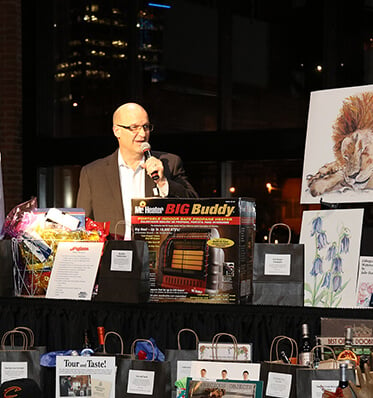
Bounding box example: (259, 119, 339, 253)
(177, 328, 199, 350)
(13, 326, 35, 347)
(310, 345, 337, 368)
(211, 332, 238, 346)
(310, 345, 336, 360)
(103, 331, 124, 355)
(131, 339, 156, 361)
(269, 223, 291, 244)
(270, 335, 298, 363)
(211, 333, 238, 360)
(114, 220, 125, 240)
(275, 336, 298, 362)
(1, 330, 29, 350)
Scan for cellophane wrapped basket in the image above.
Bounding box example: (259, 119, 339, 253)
(12, 229, 102, 296)
(4, 198, 108, 297)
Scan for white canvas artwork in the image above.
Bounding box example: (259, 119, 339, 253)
(301, 84, 373, 204)
(300, 208, 364, 308)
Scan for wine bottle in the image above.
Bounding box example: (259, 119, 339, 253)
(83, 329, 91, 348)
(80, 329, 94, 356)
(337, 327, 358, 366)
(298, 323, 312, 366)
(338, 362, 349, 389)
(313, 337, 322, 368)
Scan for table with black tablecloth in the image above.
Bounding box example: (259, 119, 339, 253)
(0, 297, 371, 396)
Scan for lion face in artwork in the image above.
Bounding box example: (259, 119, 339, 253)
(307, 91, 373, 197)
(307, 129, 373, 196)
(340, 129, 373, 189)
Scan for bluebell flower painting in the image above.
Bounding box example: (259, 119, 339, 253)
(311, 216, 323, 236)
(326, 243, 337, 261)
(321, 271, 331, 288)
(317, 232, 328, 250)
(340, 231, 350, 254)
(300, 209, 364, 308)
(310, 256, 323, 276)
(332, 275, 342, 292)
(332, 255, 342, 273)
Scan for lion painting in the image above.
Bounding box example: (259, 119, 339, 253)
(307, 91, 373, 197)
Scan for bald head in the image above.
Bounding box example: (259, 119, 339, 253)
(113, 103, 149, 126)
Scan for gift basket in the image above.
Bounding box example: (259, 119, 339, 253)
(3, 198, 109, 297)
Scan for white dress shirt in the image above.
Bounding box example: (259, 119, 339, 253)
(118, 152, 169, 239)
(118, 152, 145, 240)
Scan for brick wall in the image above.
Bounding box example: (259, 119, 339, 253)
(0, 0, 23, 214)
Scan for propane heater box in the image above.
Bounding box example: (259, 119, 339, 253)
(131, 197, 256, 304)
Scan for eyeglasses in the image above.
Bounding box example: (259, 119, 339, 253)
(116, 123, 154, 133)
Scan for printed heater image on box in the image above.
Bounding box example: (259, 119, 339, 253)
(158, 228, 224, 294)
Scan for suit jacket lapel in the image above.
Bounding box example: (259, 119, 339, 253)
(104, 150, 124, 219)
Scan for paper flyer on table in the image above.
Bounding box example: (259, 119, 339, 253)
(56, 356, 116, 398)
(46, 241, 104, 300)
(311, 380, 339, 398)
(356, 256, 373, 307)
(1, 362, 27, 384)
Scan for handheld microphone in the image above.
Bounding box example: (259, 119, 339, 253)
(141, 142, 159, 181)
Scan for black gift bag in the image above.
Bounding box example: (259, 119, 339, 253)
(13, 327, 49, 398)
(260, 362, 303, 398)
(296, 344, 355, 398)
(260, 336, 307, 398)
(253, 223, 304, 306)
(0, 330, 43, 388)
(0, 239, 13, 296)
(12, 326, 47, 358)
(101, 330, 131, 361)
(296, 366, 355, 398)
(165, 328, 199, 396)
(90, 331, 131, 398)
(116, 338, 171, 398)
(95, 240, 150, 303)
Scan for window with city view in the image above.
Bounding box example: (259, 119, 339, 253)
(22, 0, 373, 239)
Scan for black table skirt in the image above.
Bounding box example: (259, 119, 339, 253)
(1, 297, 373, 358)
(0, 297, 371, 396)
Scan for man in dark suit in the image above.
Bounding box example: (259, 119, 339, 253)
(77, 102, 198, 238)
